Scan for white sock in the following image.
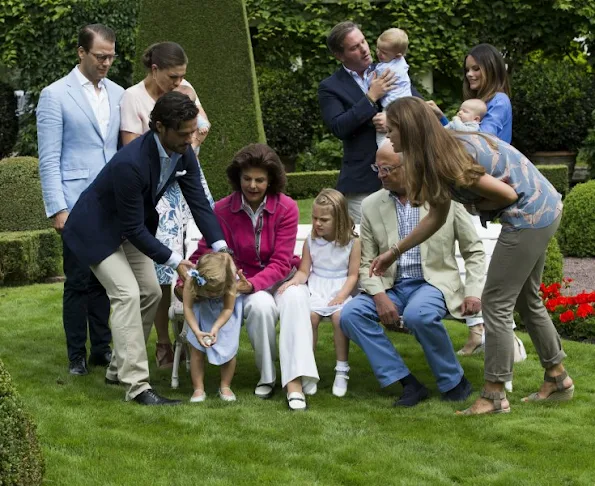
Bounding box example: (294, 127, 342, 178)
(335, 360, 350, 374)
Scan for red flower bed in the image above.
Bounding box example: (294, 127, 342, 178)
(540, 278, 595, 342)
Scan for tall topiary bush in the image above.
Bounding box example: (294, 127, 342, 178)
(542, 237, 564, 286)
(0, 358, 45, 485)
(0, 81, 18, 159)
(0, 157, 50, 232)
(557, 180, 595, 257)
(135, 0, 265, 200)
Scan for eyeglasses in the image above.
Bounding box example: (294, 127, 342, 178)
(87, 51, 118, 63)
(370, 164, 403, 175)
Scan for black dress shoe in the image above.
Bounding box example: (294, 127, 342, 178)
(442, 376, 472, 402)
(132, 389, 181, 406)
(394, 384, 430, 407)
(69, 357, 89, 376)
(89, 351, 112, 367)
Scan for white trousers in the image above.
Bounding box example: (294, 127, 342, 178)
(244, 285, 319, 388)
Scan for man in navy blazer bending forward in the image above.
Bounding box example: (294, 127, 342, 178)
(63, 91, 229, 405)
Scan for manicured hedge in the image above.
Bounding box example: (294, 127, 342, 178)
(135, 0, 265, 201)
(535, 164, 568, 197)
(0, 230, 62, 286)
(0, 157, 50, 232)
(558, 180, 595, 257)
(0, 358, 45, 485)
(286, 170, 339, 199)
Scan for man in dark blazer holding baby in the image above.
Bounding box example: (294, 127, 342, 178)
(64, 91, 229, 405)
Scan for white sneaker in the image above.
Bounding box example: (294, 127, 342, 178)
(513, 335, 527, 363)
(332, 373, 349, 397)
(287, 392, 307, 411)
(254, 383, 274, 399)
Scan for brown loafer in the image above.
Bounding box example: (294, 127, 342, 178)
(155, 343, 174, 369)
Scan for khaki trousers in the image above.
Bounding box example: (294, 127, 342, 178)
(482, 214, 565, 383)
(91, 241, 162, 400)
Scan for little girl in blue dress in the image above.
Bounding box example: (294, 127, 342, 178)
(183, 252, 242, 403)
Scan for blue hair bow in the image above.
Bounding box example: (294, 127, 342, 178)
(188, 269, 207, 286)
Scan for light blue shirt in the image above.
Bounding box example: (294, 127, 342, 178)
(343, 65, 374, 94)
(154, 133, 182, 194)
(374, 57, 412, 109)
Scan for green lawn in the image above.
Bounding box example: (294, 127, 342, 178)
(297, 198, 314, 224)
(2, 283, 595, 485)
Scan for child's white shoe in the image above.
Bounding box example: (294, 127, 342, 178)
(190, 390, 206, 403)
(332, 372, 349, 397)
(504, 381, 513, 393)
(218, 387, 236, 402)
(287, 392, 307, 411)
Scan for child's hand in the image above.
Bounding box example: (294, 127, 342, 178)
(197, 332, 213, 348)
(209, 329, 218, 346)
(328, 295, 346, 307)
(277, 280, 296, 294)
(197, 125, 209, 135)
(426, 100, 444, 118)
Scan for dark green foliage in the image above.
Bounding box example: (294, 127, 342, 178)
(558, 180, 595, 257)
(296, 135, 343, 172)
(581, 110, 595, 180)
(0, 230, 62, 285)
(0, 81, 18, 159)
(0, 358, 45, 485)
(542, 237, 564, 286)
(512, 60, 595, 155)
(0, 0, 140, 156)
(256, 67, 317, 159)
(286, 170, 339, 199)
(135, 0, 265, 201)
(0, 157, 50, 232)
(536, 165, 569, 197)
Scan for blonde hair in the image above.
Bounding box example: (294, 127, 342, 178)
(311, 188, 356, 247)
(377, 28, 409, 56)
(188, 253, 237, 301)
(385, 97, 486, 206)
(460, 99, 487, 120)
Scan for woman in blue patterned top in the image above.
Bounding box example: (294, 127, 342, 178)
(371, 96, 574, 416)
(428, 43, 513, 143)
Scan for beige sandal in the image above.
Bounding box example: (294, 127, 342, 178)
(457, 389, 510, 415)
(522, 370, 574, 402)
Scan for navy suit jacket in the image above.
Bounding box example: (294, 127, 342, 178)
(63, 131, 224, 267)
(318, 66, 422, 194)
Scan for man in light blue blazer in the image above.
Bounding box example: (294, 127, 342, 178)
(37, 24, 124, 376)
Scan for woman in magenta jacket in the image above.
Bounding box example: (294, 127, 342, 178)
(188, 144, 319, 410)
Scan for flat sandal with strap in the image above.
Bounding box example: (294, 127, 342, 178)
(522, 370, 575, 402)
(456, 389, 511, 415)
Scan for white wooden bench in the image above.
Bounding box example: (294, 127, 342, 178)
(186, 216, 502, 281)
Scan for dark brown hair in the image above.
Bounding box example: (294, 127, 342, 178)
(463, 43, 511, 102)
(226, 144, 287, 194)
(142, 42, 188, 70)
(78, 24, 116, 51)
(327, 21, 359, 55)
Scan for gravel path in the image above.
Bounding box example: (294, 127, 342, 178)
(563, 257, 595, 293)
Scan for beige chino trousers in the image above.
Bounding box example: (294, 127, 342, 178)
(91, 241, 162, 400)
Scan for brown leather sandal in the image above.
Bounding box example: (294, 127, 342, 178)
(457, 389, 510, 415)
(522, 370, 575, 402)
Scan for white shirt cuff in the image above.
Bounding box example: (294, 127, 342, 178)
(211, 240, 227, 252)
(165, 251, 183, 270)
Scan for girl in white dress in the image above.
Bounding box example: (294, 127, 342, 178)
(279, 189, 361, 397)
(183, 253, 242, 403)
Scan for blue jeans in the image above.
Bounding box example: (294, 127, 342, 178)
(340, 278, 463, 393)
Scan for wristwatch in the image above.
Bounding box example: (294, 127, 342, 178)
(218, 246, 234, 257)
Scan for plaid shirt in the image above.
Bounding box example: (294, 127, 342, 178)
(391, 194, 423, 280)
